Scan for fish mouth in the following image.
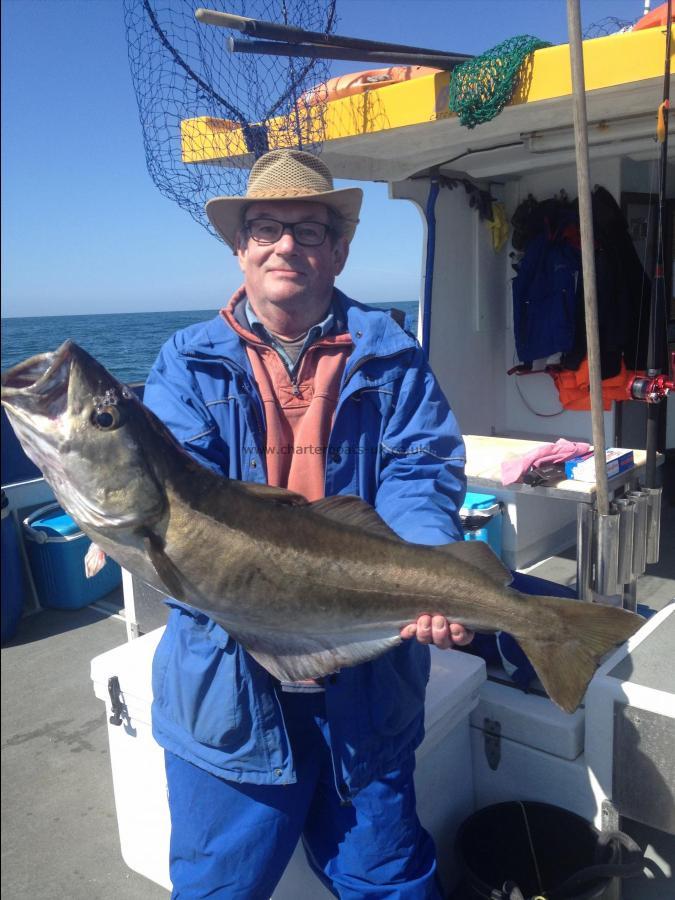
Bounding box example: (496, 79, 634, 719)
(1, 340, 74, 421)
(3, 341, 165, 533)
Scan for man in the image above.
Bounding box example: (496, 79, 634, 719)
(144, 149, 472, 899)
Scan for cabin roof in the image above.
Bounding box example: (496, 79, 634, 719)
(181, 25, 672, 182)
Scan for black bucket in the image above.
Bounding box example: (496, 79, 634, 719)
(455, 801, 642, 900)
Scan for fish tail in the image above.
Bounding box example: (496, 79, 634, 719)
(513, 597, 643, 713)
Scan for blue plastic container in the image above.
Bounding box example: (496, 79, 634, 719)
(2, 492, 27, 644)
(23, 503, 122, 609)
(460, 491, 503, 559)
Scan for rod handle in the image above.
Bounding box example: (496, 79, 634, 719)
(195, 9, 254, 31)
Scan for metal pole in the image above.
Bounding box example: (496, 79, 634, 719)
(421, 175, 440, 357)
(566, 0, 610, 517)
(197, 8, 472, 62)
(226, 37, 466, 71)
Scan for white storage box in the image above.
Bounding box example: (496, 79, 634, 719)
(470, 607, 675, 849)
(91, 631, 485, 896)
(584, 602, 675, 834)
(470, 677, 597, 822)
(90, 628, 171, 891)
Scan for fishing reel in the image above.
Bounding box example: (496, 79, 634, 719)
(626, 352, 675, 404)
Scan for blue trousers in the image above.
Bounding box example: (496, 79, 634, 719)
(165, 691, 440, 900)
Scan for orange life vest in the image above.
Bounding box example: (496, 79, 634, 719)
(550, 359, 634, 411)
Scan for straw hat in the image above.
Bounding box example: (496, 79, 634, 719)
(205, 149, 363, 249)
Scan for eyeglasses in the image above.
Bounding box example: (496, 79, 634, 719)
(243, 217, 332, 247)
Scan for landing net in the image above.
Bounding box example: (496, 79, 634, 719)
(124, 0, 337, 237)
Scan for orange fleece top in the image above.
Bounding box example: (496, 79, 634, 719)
(222, 290, 353, 501)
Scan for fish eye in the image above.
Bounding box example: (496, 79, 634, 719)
(91, 405, 122, 430)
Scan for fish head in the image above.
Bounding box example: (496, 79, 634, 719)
(1, 340, 167, 531)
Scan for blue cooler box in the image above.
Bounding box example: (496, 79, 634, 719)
(460, 492, 503, 558)
(23, 503, 122, 609)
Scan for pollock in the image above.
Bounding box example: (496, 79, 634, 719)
(2, 341, 643, 712)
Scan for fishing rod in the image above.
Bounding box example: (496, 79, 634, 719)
(226, 37, 466, 70)
(640, 0, 673, 489)
(195, 7, 472, 62)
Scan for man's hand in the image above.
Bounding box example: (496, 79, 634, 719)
(400, 616, 474, 650)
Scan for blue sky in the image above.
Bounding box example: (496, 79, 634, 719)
(1, 0, 650, 317)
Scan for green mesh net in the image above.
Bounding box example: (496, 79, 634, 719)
(449, 35, 551, 129)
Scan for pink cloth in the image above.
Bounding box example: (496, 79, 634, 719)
(500, 439, 592, 486)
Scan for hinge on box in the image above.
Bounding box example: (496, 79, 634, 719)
(484, 717, 501, 770)
(601, 799, 620, 834)
(108, 675, 128, 727)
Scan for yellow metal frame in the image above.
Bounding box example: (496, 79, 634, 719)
(181, 26, 671, 165)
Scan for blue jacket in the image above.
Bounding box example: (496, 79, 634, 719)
(143, 291, 466, 798)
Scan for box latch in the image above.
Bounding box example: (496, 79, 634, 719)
(108, 675, 129, 728)
(484, 717, 501, 770)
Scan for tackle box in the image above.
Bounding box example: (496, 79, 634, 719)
(23, 502, 121, 609)
(460, 491, 503, 558)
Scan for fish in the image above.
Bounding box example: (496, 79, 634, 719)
(1, 341, 643, 713)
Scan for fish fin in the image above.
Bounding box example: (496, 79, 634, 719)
(141, 529, 186, 601)
(514, 598, 643, 713)
(227, 626, 402, 681)
(308, 496, 403, 541)
(233, 481, 309, 506)
(437, 540, 513, 586)
(84, 542, 107, 578)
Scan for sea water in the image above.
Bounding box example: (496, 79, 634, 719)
(1, 302, 419, 384)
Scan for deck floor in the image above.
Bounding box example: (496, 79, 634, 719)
(2, 466, 674, 899)
(1, 599, 168, 899)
